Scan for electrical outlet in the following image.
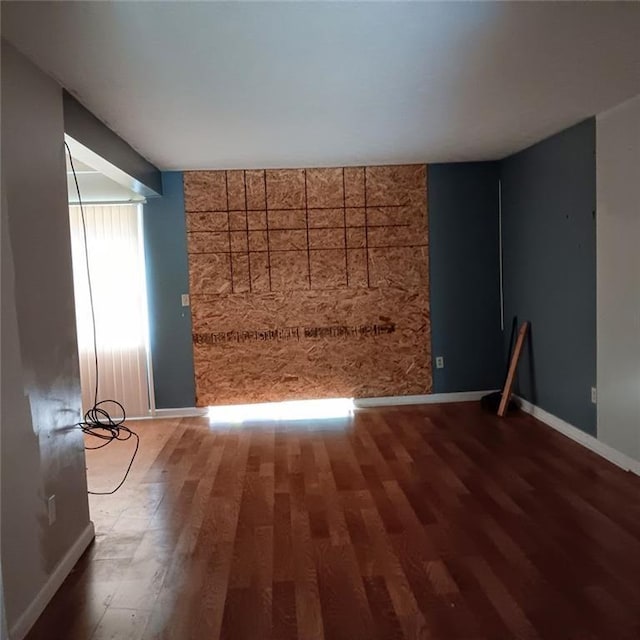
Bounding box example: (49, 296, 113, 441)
(181, 293, 190, 307)
(47, 495, 56, 525)
(435, 356, 444, 369)
(591, 387, 597, 404)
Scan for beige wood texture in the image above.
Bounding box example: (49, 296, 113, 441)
(498, 321, 529, 417)
(184, 165, 431, 406)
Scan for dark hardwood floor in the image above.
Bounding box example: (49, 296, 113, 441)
(26, 402, 640, 639)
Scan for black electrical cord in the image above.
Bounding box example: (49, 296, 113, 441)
(66, 142, 139, 495)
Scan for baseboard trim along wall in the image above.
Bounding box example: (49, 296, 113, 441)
(354, 390, 496, 408)
(124, 407, 208, 420)
(10, 522, 95, 640)
(151, 407, 209, 419)
(147, 391, 498, 419)
(516, 396, 640, 476)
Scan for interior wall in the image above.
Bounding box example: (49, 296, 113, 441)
(184, 165, 431, 404)
(1, 41, 91, 629)
(428, 162, 503, 393)
(500, 119, 597, 435)
(144, 173, 196, 409)
(146, 165, 506, 407)
(63, 91, 163, 196)
(596, 94, 640, 462)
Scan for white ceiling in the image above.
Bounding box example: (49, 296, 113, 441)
(3, 1, 640, 170)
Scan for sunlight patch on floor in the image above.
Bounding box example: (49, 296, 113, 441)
(207, 398, 355, 424)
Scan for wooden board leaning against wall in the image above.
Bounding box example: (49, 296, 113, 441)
(183, 164, 432, 406)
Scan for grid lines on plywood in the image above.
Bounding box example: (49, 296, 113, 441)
(184, 165, 428, 296)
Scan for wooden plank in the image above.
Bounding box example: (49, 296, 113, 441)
(497, 321, 529, 417)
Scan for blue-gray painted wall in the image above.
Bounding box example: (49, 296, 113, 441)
(143, 172, 196, 409)
(428, 162, 504, 393)
(500, 119, 597, 435)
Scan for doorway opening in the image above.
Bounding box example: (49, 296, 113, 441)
(66, 149, 154, 420)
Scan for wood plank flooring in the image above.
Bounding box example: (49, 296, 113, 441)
(26, 402, 640, 640)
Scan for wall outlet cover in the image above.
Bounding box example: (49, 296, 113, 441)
(181, 293, 190, 307)
(435, 356, 444, 369)
(591, 387, 597, 404)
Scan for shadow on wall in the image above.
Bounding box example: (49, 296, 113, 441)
(1, 197, 48, 624)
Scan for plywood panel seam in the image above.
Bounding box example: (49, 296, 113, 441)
(243, 170, 253, 293)
(363, 167, 371, 287)
(304, 169, 311, 289)
(224, 172, 235, 293)
(263, 170, 273, 291)
(342, 168, 349, 288)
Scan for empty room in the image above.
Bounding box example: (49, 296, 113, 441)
(2, 1, 640, 639)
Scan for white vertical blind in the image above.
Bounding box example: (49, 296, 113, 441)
(69, 204, 150, 418)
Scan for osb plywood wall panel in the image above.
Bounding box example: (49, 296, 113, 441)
(184, 164, 431, 406)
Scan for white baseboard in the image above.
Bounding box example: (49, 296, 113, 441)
(10, 521, 95, 640)
(355, 390, 497, 408)
(516, 396, 640, 476)
(140, 407, 209, 419)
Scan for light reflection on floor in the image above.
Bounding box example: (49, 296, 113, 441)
(207, 398, 356, 428)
